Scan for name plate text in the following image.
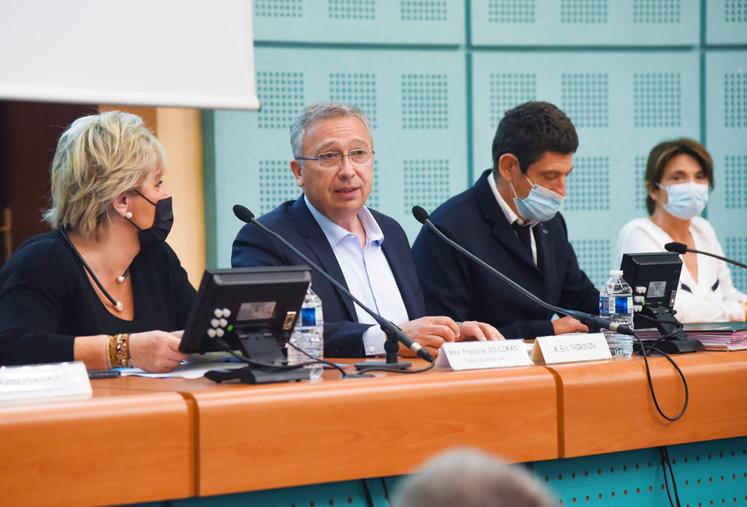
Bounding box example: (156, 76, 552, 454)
(436, 340, 533, 371)
(531, 333, 611, 364)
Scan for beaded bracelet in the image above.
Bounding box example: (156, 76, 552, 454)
(107, 333, 131, 368)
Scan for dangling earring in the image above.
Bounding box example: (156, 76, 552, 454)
(125, 211, 133, 219)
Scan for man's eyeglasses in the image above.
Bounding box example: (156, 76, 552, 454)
(296, 149, 375, 168)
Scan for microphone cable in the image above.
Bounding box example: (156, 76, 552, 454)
(660, 446, 682, 507)
(211, 334, 351, 379)
(632, 314, 689, 422)
(349, 361, 436, 375)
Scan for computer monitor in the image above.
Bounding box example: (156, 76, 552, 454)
(620, 252, 681, 327)
(620, 252, 703, 353)
(179, 266, 312, 382)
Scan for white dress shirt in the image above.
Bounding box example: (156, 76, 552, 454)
(487, 172, 538, 265)
(614, 216, 747, 322)
(305, 197, 410, 355)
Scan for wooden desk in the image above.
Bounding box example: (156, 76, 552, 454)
(546, 351, 747, 458)
(5, 351, 747, 505)
(100, 363, 558, 496)
(0, 385, 193, 506)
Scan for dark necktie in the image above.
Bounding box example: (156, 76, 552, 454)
(512, 221, 532, 255)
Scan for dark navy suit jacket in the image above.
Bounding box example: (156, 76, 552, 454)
(412, 170, 599, 340)
(231, 197, 426, 357)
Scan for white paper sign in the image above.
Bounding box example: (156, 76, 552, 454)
(531, 333, 611, 364)
(0, 362, 92, 404)
(436, 341, 534, 370)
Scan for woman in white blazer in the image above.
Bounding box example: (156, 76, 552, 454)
(614, 138, 747, 323)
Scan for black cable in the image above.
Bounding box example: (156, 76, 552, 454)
(212, 336, 314, 371)
(380, 477, 390, 502)
(632, 332, 689, 422)
(660, 447, 675, 507)
(286, 339, 349, 378)
(353, 361, 436, 375)
(634, 313, 685, 340)
(659, 447, 682, 507)
(361, 479, 375, 507)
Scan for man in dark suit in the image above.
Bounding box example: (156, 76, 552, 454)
(233, 102, 501, 357)
(412, 101, 599, 340)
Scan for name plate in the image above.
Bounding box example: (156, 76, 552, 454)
(531, 333, 611, 364)
(436, 341, 533, 371)
(0, 362, 92, 404)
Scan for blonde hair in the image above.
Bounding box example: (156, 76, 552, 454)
(43, 111, 165, 237)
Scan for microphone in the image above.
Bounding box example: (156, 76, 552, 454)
(412, 206, 634, 336)
(664, 242, 747, 270)
(233, 204, 434, 362)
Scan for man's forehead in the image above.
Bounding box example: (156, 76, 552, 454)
(528, 151, 573, 172)
(306, 115, 370, 138)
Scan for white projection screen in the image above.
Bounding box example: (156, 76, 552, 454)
(0, 0, 259, 110)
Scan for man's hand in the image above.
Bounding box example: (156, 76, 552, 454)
(397, 316, 459, 358)
(457, 321, 504, 341)
(551, 316, 589, 335)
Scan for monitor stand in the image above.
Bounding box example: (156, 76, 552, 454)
(637, 304, 704, 354)
(205, 330, 310, 384)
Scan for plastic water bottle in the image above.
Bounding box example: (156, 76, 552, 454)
(287, 286, 324, 381)
(599, 270, 634, 358)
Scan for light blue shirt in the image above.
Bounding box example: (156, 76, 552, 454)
(305, 197, 410, 355)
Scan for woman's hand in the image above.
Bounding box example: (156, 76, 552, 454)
(129, 331, 187, 372)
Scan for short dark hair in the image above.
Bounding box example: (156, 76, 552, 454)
(491, 101, 578, 173)
(645, 138, 714, 215)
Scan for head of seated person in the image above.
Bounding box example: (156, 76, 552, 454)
(391, 448, 555, 507)
(290, 102, 375, 238)
(645, 138, 713, 225)
(0, 111, 193, 372)
(492, 100, 579, 225)
(45, 111, 171, 244)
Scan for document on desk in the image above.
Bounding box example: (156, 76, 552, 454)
(118, 361, 247, 379)
(436, 341, 534, 370)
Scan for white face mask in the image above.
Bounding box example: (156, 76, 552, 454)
(656, 181, 709, 220)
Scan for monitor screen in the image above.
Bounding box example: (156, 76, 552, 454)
(179, 266, 311, 354)
(620, 252, 682, 329)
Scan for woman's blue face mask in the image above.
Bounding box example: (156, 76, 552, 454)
(511, 173, 565, 223)
(656, 181, 709, 220)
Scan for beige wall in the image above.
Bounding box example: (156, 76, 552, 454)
(157, 108, 205, 286)
(99, 105, 205, 285)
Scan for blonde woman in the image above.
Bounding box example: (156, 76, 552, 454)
(0, 111, 195, 371)
(614, 138, 747, 323)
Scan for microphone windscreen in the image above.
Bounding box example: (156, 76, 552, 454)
(411, 205, 430, 224)
(233, 204, 255, 223)
(664, 242, 688, 254)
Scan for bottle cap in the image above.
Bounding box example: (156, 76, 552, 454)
(610, 269, 624, 276)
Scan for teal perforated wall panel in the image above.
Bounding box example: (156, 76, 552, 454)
(705, 51, 747, 292)
(253, 0, 464, 44)
(706, 0, 747, 44)
(471, 0, 700, 46)
(204, 47, 466, 268)
(203, 1, 747, 293)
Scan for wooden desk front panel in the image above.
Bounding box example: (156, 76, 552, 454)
(0, 389, 193, 506)
(192, 365, 558, 496)
(548, 351, 747, 458)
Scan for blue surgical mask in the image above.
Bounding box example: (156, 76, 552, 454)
(656, 181, 709, 220)
(511, 174, 565, 223)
